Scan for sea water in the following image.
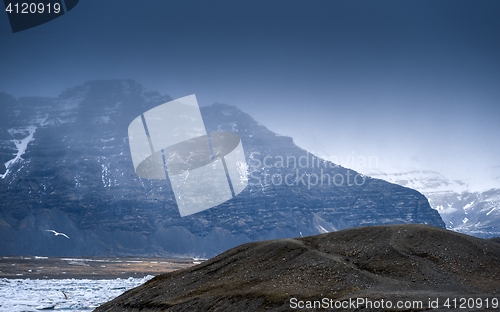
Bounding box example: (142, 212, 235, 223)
(0, 276, 153, 311)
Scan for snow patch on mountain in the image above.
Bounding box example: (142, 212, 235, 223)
(1, 125, 37, 179)
(34, 114, 49, 126)
(92, 116, 111, 124)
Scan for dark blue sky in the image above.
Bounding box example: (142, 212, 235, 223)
(1, 0, 499, 189)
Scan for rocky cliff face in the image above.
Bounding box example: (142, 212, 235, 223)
(0, 80, 444, 257)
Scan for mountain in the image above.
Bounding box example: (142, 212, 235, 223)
(0, 80, 444, 257)
(95, 224, 500, 312)
(367, 168, 500, 238)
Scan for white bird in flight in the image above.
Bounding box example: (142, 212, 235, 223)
(46, 229, 69, 239)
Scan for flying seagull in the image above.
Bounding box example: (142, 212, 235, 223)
(46, 229, 69, 239)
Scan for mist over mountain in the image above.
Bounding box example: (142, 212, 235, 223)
(0, 80, 444, 257)
(367, 169, 500, 238)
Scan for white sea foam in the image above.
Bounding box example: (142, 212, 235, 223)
(0, 276, 153, 312)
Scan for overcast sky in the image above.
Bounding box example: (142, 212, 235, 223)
(1, 0, 499, 190)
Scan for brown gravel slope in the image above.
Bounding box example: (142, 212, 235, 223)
(0, 257, 195, 279)
(95, 224, 500, 312)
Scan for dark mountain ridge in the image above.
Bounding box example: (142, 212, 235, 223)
(0, 80, 444, 257)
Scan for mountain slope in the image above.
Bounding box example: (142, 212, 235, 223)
(367, 169, 500, 238)
(95, 224, 500, 312)
(0, 80, 444, 257)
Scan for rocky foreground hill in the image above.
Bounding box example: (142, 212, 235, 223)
(96, 224, 500, 312)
